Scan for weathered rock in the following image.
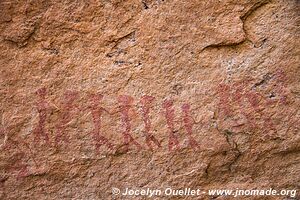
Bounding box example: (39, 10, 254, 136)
(0, 0, 299, 199)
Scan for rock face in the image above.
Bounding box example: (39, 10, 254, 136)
(0, 0, 299, 199)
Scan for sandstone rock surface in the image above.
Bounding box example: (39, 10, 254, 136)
(0, 0, 299, 199)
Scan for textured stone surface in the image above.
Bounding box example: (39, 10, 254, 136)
(0, 0, 299, 199)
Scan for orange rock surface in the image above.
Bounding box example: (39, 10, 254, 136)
(0, 0, 299, 199)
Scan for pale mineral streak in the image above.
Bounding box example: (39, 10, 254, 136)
(0, 0, 299, 199)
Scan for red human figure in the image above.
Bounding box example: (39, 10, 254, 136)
(118, 95, 142, 151)
(33, 87, 49, 144)
(162, 99, 180, 151)
(232, 80, 276, 133)
(232, 80, 259, 130)
(88, 93, 114, 151)
(140, 95, 161, 151)
(217, 83, 233, 117)
(55, 91, 79, 146)
(181, 103, 199, 149)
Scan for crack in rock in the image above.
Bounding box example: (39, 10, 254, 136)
(200, 0, 270, 52)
